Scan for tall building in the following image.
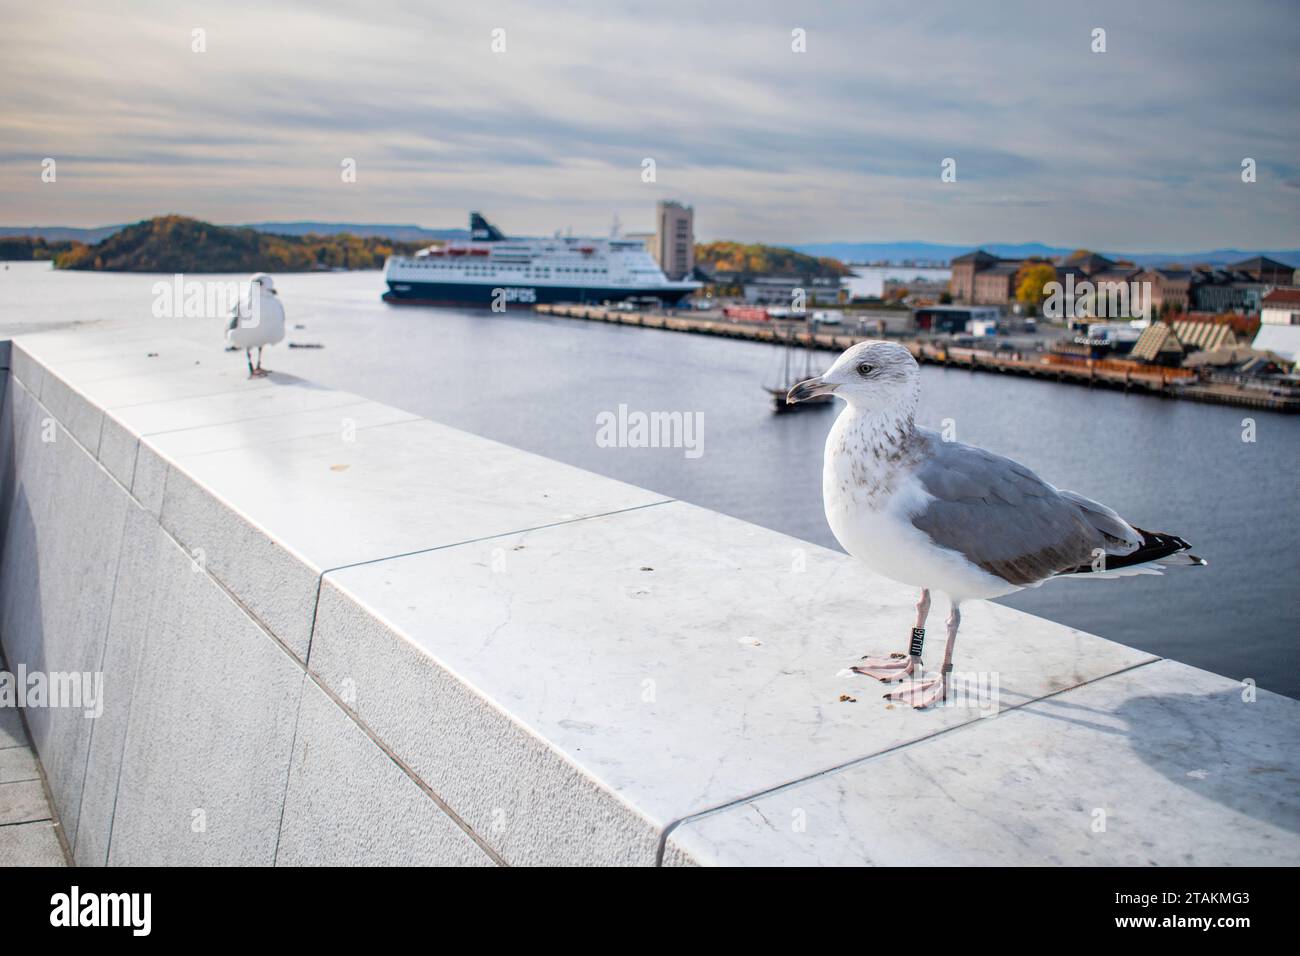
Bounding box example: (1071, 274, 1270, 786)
(654, 201, 694, 280)
(948, 250, 1000, 302)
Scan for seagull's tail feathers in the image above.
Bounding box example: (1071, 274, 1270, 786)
(1058, 527, 1206, 579)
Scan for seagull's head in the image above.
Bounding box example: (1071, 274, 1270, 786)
(787, 340, 920, 412)
(250, 273, 277, 295)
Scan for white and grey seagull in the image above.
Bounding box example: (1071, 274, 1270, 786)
(788, 341, 1205, 709)
(226, 272, 285, 377)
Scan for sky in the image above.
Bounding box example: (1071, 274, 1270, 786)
(2, 0, 1298, 250)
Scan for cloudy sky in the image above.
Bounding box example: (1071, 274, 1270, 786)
(2, 0, 1298, 250)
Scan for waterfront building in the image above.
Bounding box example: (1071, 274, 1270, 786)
(913, 304, 1000, 333)
(1131, 318, 1239, 366)
(1133, 267, 1197, 314)
(951, 249, 1140, 308)
(1260, 287, 1300, 325)
(653, 201, 695, 280)
(742, 275, 842, 306)
(948, 250, 1001, 301)
(952, 249, 1295, 318)
(972, 262, 1021, 304)
(1253, 288, 1300, 362)
(1184, 345, 1295, 378)
(1191, 268, 1250, 313)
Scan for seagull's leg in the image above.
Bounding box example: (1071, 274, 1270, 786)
(245, 349, 255, 378)
(885, 601, 959, 709)
(255, 346, 267, 376)
(852, 588, 929, 681)
(937, 603, 960, 703)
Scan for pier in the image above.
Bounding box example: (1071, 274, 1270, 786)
(1, 320, 1298, 866)
(534, 304, 1300, 412)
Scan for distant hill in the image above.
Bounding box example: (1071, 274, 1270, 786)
(696, 241, 851, 279)
(793, 240, 1300, 269)
(51, 216, 427, 272)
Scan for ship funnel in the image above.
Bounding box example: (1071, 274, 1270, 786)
(469, 212, 506, 242)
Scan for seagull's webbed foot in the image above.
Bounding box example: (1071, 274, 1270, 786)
(250, 367, 270, 378)
(884, 672, 947, 709)
(852, 653, 916, 682)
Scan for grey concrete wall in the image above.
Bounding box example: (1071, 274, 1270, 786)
(1, 323, 1297, 866)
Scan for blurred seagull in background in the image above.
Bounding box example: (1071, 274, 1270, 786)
(788, 341, 1205, 709)
(226, 272, 285, 377)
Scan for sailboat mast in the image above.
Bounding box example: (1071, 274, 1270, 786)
(783, 324, 791, 385)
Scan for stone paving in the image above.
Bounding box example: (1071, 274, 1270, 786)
(0, 647, 68, 866)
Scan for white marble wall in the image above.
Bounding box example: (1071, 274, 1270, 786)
(1, 323, 1297, 867)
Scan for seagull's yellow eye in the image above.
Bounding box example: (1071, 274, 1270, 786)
(857, 363, 875, 376)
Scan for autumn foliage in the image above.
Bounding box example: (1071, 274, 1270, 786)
(1015, 261, 1058, 306)
(694, 240, 850, 279)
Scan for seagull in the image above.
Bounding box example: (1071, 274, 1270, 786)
(226, 273, 285, 377)
(788, 341, 1205, 709)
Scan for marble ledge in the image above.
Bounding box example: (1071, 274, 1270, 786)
(664, 660, 1300, 866)
(309, 499, 1156, 865)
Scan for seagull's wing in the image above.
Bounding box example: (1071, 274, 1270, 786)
(910, 438, 1139, 587)
(227, 293, 254, 334)
(1056, 490, 1142, 553)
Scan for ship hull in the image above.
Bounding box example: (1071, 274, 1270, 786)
(383, 280, 694, 308)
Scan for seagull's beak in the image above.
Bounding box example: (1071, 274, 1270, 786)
(787, 376, 837, 404)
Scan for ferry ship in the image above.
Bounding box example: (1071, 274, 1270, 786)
(382, 213, 700, 308)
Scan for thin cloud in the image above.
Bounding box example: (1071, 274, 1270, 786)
(0, 0, 1296, 248)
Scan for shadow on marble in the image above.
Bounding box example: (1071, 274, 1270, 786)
(665, 660, 1300, 866)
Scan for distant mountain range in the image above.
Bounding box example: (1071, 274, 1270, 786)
(0, 224, 123, 243)
(1, 222, 1295, 268)
(791, 240, 1300, 269)
(243, 222, 468, 242)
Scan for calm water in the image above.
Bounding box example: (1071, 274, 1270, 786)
(4, 263, 1298, 698)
